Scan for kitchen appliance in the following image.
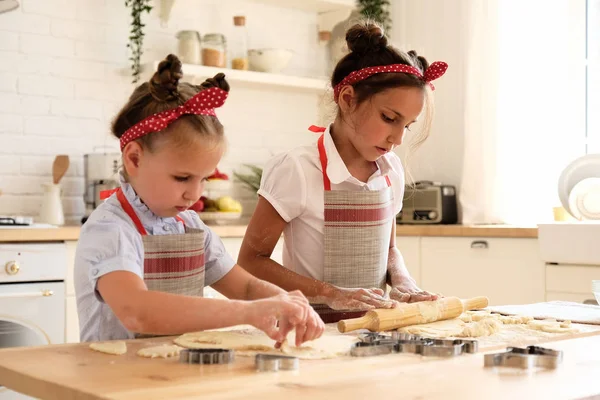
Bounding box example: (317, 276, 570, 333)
(82, 151, 121, 224)
(397, 181, 458, 224)
(0, 243, 66, 400)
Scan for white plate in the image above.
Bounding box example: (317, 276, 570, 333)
(568, 177, 600, 220)
(558, 154, 600, 217)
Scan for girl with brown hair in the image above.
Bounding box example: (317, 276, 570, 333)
(74, 54, 324, 344)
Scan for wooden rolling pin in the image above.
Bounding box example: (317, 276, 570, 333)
(337, 296, 489, 333)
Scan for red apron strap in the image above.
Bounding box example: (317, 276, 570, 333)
(308, 125, 326, 133)
(116, 188, 148, 235)
(99, 188, 119, 200)
(317, 134, 332, 191)
(385, 175, 392, 187)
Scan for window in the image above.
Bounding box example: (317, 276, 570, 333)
(588, 0, 600, 153)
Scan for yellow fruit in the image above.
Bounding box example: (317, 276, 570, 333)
(216, 196, 242, 212)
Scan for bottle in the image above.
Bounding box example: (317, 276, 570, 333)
(202, 33, 227, 68)
(176, 30, 201, 64)
(230, 16, 249, 70)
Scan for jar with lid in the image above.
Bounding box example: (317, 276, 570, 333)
(202, 33, 226, 68)
(230, 16, 248, 70)
(175, 30, 201, 64)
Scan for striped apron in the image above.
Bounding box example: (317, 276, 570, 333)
(116, 188, 205, 335)
(312, 133, 395, 323)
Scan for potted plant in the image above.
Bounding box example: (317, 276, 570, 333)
(357, 0, 392, 32)
(125, 0, 152, 83)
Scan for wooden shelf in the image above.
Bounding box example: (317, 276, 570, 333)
(247, 0, 355, 13)
(154, 62, 328, 93)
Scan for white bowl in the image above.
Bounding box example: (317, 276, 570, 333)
(248, 48, 293, 73)
(197, 211, 242, 225)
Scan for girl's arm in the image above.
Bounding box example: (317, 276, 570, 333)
(386, 223, 439, 302)
(97, 270, 322, 345)
(238, 196, 394, 311)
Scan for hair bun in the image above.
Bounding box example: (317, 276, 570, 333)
(407, 50, 430, 72)
(345, 22, 388, 55)
(150, 54, 183, 102)
(198, 72, 230, 93)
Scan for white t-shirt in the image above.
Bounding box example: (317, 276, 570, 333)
(257, 125, 405, 281)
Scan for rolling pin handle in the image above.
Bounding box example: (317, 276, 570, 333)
(337, 315, 372, 333)
(461, 296, 489, 311)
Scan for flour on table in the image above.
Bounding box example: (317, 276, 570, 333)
(137, 344, 183, 358)
(89, 341, 127, 355)
(174, 328, 357, 360)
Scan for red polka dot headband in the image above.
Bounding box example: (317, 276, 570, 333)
(119, 86, 228, 151)
(333, 61, 448, 102)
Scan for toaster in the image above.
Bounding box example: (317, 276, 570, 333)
(397, 181, 458, 224)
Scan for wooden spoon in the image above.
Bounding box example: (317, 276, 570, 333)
(52, 155, 70, 184)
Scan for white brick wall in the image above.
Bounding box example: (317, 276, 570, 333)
(0, 0, 323, 224)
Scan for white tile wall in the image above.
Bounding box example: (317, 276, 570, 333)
(0, 0, 324, 223)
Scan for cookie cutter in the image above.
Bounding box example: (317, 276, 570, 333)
(179, 348, 235, 365)
(351, 334, 478, 358)
(255, 354, 300, 372)
(484, 346, 563, 369)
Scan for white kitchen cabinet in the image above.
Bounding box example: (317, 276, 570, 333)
(396, 236, 421, 286)
(420, 237, 545, 306)
(546, 264, 600, 304)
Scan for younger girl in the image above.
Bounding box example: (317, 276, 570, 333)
(239, 22, 445, 322)
(74, 55, 324, 345)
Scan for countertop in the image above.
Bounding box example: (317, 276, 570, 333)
(0, 223, 538, 243)
(0, 323, 599, 400)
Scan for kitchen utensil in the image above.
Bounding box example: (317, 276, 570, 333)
(484, 345, 563, 369)
(255, 354, 299, 372)
(557, 154, 600, 218)
(568, 177, 600, 220)
(248, 48, 294, 73)
(337, 296, 489, 333)
(178, 348, 234, 364)
(52, 155, 69, 185)
(38, 183, 64, 226)
(350, 335, 477, 358)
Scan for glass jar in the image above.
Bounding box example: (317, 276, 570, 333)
(202, 33, 227, 68)
(175, 30, 201, 64)
(230, 16, 249, 70)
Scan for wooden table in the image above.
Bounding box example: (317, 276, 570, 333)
(1, 328, 600, 400)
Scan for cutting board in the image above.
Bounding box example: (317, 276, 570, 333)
(488, 301, 600, 325)
(2, 328, 600, 400)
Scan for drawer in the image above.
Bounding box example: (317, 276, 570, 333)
(421, 237, 545, 306)
(546, 291, 598, 305)
(0, 243, 67, 283)
(546, 264, 600, 294)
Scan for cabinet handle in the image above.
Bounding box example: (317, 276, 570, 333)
(0, 290, 54, 299)
(470, 240, 489, 249)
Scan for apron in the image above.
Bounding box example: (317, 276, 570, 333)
(310, 130, 396, 323)
(115, 188, 205, 336)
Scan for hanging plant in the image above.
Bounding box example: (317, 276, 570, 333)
(356, 0, 392, 33)
(125, 0, 152, 84)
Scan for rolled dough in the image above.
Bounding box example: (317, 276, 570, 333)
(137, 344, 183, 359)
(89, 341, 127, 355)
(527, 319, 579, 334)
(174, 329, 358, 360)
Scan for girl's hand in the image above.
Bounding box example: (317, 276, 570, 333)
(326, 287, 396, 311)
(390, 277, 440, 303)
(246, 290, 325, 347)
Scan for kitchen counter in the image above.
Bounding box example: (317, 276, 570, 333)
(0, 325, 599, 400)
(0, 223, 537, 243)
